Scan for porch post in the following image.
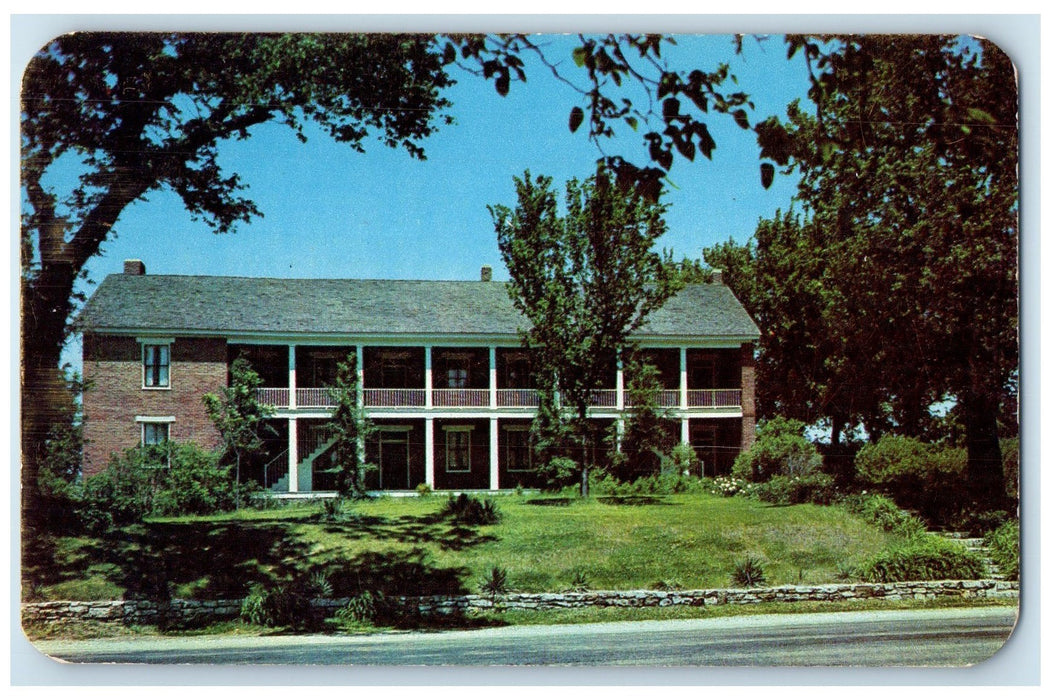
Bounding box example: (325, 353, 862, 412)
(288, 344, 297, 410)
(288, 417, 299, 493)
(425, 417, 435, 488)
(679, 346, 688, 410)
(615, 355, 624, 410)
(489, 346, 497, 408)
(489, 418, 500, 490)
(425, 345, 433, 409)
(356, 344, 364, 408)
(681, 417, 690, 446)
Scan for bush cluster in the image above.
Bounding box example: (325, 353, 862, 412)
(854, 435, 965, 526)
(839, 493, 927, 538)
(440, 493, 501, 525)
(588, 469, 704, 497)
(240, 572, 332, 630)
(746, 472, 836, 506)
(731, 416, 822, 483)
(76, 443, 253, 531)
(984, 520, 1020, 580)
(857, 535, 986, 582)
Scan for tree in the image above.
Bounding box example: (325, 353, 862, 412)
(21, 33, 457, 524)
(752, 36, 1018, 509)
(324, 352, 375, 499)
(21, 32, 754, 522)
(490, 169, 680, 497)
(617, 359, 675, 480)
(203, 356, 275, 507)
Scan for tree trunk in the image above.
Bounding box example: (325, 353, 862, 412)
(961, 388, 1007, 513)
(21, 267, 77, 531)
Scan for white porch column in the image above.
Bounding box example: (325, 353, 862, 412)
(681, 417, 690, 446)
(356, 344, 365, 408)
(489, 418, 500, 490)
(288, 344, 297, 409)
(425, 418, 435, 488)
(288, 417, 299, 493)
(615, 416, 625, 451)
(489, 346, 498, 408)
(616, 356, 625, 410)
(679, 346, 688, 410)
(425, 345, 433, 409)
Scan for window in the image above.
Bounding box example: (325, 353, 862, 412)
(445, 427, 471, 472)
(142, 421, 170, 446)
(446, 364, 468, 389)
(143, 343, 170, 388)
(505, 427, 533, 472)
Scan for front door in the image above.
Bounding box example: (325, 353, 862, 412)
(378, 433, 410, 490)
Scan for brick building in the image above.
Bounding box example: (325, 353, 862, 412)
(78, 260, 759, 493)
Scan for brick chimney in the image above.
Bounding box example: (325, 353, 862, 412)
(124, 259, 146, 276)
(711, 268, 724, 285)
(480, 265, 493, 282)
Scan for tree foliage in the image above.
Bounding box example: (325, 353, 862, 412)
(203, 356, 274, 503)
(324, 352, 375, 498)
(490, 169, 680, 496)
(617, 359, 676, 480)
(733, 35, 1016, 509)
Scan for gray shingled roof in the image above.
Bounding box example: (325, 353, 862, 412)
(78, 274, 759, 339)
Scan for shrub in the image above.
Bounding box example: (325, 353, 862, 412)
(479, 566, 510, 597)
(416, 483, 433, 498)
(748, 472, 836, 506)
(78, 446, 163, 530)
(854, 435, 965, 525)
(1001, 437, 1019, 502)
(440, 493, 501, 525)
(336, 590, 389, 625)
(840, 493, 927, 538)
(151, 443, 249, 516)
(984, 520, 1020, 580)
(858, 535, 986, 582)
(731, 556, 767, 587)
(566, 569, 591, 592)
(240, 572, 331, 630)
(731, 416, 822, 483)
(668, 442, 698, 475)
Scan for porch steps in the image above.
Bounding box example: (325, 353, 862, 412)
(271, 437, 337, 493)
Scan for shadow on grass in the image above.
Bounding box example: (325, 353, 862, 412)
(597, 495, 672, 506)
(524, 497, 575, 507)
(24, 507, 494, 604)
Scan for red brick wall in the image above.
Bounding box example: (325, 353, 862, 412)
(740, 342, 757, 451)
(82, 334, 227, 476)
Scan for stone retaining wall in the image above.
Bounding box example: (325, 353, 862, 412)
(22, 580, 1018, 628)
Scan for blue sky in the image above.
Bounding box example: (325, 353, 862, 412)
(65, 34, 810, 283)
(40, 33, 815, 369)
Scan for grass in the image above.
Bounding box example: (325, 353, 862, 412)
(25, 492, 906, 604)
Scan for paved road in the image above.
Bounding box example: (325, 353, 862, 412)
(33, 607, 1016, 667)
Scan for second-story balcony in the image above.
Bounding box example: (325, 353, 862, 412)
(255, 386, 742, 411)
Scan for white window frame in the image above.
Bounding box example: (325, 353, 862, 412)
(140, 338, 173, 390)
(503, 425, 534, 473)
(137, 416, 175, 468)
(443, 426, 473, 473)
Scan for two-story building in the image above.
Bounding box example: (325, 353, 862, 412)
(79, 260, 759, 494)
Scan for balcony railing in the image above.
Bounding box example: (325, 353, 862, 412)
(256, 386, 743, 410)
(496, 389, 539, 407)
(364, 388, 426, 407)
(688, 389, 742, 408)
(432, 388, 491, 407)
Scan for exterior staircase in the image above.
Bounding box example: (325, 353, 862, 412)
(271, 437, 337, 493)
(940, 531, 1004, 580)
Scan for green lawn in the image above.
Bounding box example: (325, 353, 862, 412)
(24, 492, 903, 602)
